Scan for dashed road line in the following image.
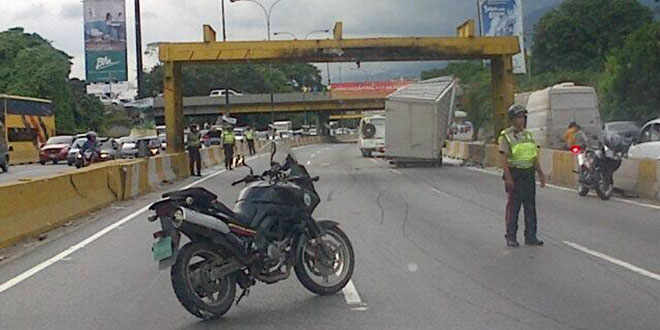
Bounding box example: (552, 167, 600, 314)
(564, 241, 660, 282)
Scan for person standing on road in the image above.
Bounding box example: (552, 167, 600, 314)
(499, 104, 546, 247)
(222, 125, 236, 170)
(245, 125, 256, 156)
(187, 125, 202, 177)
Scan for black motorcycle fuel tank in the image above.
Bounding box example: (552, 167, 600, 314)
(233, 181, 320, 227)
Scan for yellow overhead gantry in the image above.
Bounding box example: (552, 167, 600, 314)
(160, 20, 518, 153)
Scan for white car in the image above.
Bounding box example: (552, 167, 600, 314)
(358, 115, 386, 157)
(628, 118, 660, 160)
(209, 89, 243, 97)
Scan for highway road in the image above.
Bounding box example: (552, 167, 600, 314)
(1, 143, 659, 330)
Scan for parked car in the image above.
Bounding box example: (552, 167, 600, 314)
(121, 136, 160, 158)
(202, 128, 222, 147)
(40, 135, 74, 165)
(603, 121, 640, 151)
(209, 89, 243, 97)
(628, 119, 660, 159)
(67, 137, 87, 166)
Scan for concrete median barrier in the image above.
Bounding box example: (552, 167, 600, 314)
(0, 164, 122, 248)
(0, 136, 329, 248)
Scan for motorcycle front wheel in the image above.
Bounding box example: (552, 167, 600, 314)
(295, 222, 355, 295)
(171, 241, 236, 320)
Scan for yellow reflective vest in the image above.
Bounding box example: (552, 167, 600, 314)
(500, 128, 538, 169)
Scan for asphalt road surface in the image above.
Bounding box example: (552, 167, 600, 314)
(1, 143, 659, 330)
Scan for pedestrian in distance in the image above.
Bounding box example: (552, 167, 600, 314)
(222, 124, 236, 170)
(499, 104, 546, 247)
(245, 125, 256, 156)
(187, 125, 202, 177)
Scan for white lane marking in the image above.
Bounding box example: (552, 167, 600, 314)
(342, 280, 363, 305)
(390, 169, 402, 175)
(0, 156, 270, 293)
(0, 150, 306, 293)
(564, 241, 660, 282)
(0, 204, 150, 294)
(466, 166, 660, 211)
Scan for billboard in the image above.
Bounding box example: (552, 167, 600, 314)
(83, 0, 128, 82)
(479, 0, 526, 74)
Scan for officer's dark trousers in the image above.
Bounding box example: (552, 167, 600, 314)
(505, 167, 538, 241)
(188, 146, 201, 176)
(247, 139, 255, 155)
(223, 144, 234, 169)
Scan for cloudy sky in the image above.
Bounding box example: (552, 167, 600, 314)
(2, 0, 555, 86)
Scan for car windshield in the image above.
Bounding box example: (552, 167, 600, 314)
(46, 136, 72, 145)
(72, 138, 87, 148)
(608, 122, 639, 132)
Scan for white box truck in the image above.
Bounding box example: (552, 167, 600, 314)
(522, 82, 602, 150)
(385, 76, 457, 167)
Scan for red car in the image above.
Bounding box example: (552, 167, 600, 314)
(40, 136, 74, 165)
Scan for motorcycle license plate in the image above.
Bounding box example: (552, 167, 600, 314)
(152, 236, 173, 261)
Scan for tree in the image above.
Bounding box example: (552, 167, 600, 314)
(600, 22, 660, 123)
(532, 0, 653, 74)
(69, 78, 105, 132)
(0, 28, 77, 132)
(142, 63, 323, 97)
(421, 61, 492, 141)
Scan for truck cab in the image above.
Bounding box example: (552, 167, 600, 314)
(358, 115, 386, 157)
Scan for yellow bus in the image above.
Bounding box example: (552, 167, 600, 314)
(0, 94, 55, 164)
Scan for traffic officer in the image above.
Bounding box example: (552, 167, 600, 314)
(245, 125, 256, 156)
(499, 104, 546, 247)
(187, 125, 202, 176)
(221, 125, 236, 170)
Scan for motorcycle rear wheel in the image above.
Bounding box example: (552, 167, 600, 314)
(295, 223, 355, 296)
(171, 241, 236, 320)
(597, 181, 613, 200)
(577, 182, 589, 196)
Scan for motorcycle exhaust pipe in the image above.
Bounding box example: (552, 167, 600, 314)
(183, 209, 230, 234)
(183, 209, 256, 265)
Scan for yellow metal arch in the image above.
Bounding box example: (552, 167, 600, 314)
(160, 20, 517, 153)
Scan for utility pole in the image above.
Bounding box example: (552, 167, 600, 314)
(221, 0, 230, 116)
(134, 0, 144, 98)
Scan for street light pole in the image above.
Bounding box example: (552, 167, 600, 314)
(230, 0, 286, 136)
(135, 0, 144, 98)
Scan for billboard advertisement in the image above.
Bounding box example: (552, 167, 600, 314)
(479, 0, 526, 74)
(83, 0, 128, 82)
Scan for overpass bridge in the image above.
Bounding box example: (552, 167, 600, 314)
(152, 92, 385, 121)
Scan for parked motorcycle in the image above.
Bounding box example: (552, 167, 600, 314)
(147, 141, 355, 319)
(571, 135, 624, 200)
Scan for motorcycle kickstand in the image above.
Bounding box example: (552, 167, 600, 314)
(235, 288, 250, 306)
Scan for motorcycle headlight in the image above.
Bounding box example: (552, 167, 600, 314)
(172, 208, 185, 228)
(100, 153, 108, 159)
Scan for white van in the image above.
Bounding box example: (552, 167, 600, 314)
(358, 115, 386, 157)
(524, 82, 602, 149)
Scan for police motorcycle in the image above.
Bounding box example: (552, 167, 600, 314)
(571, 134, 625, 200)
(147, 141, 355, 319)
